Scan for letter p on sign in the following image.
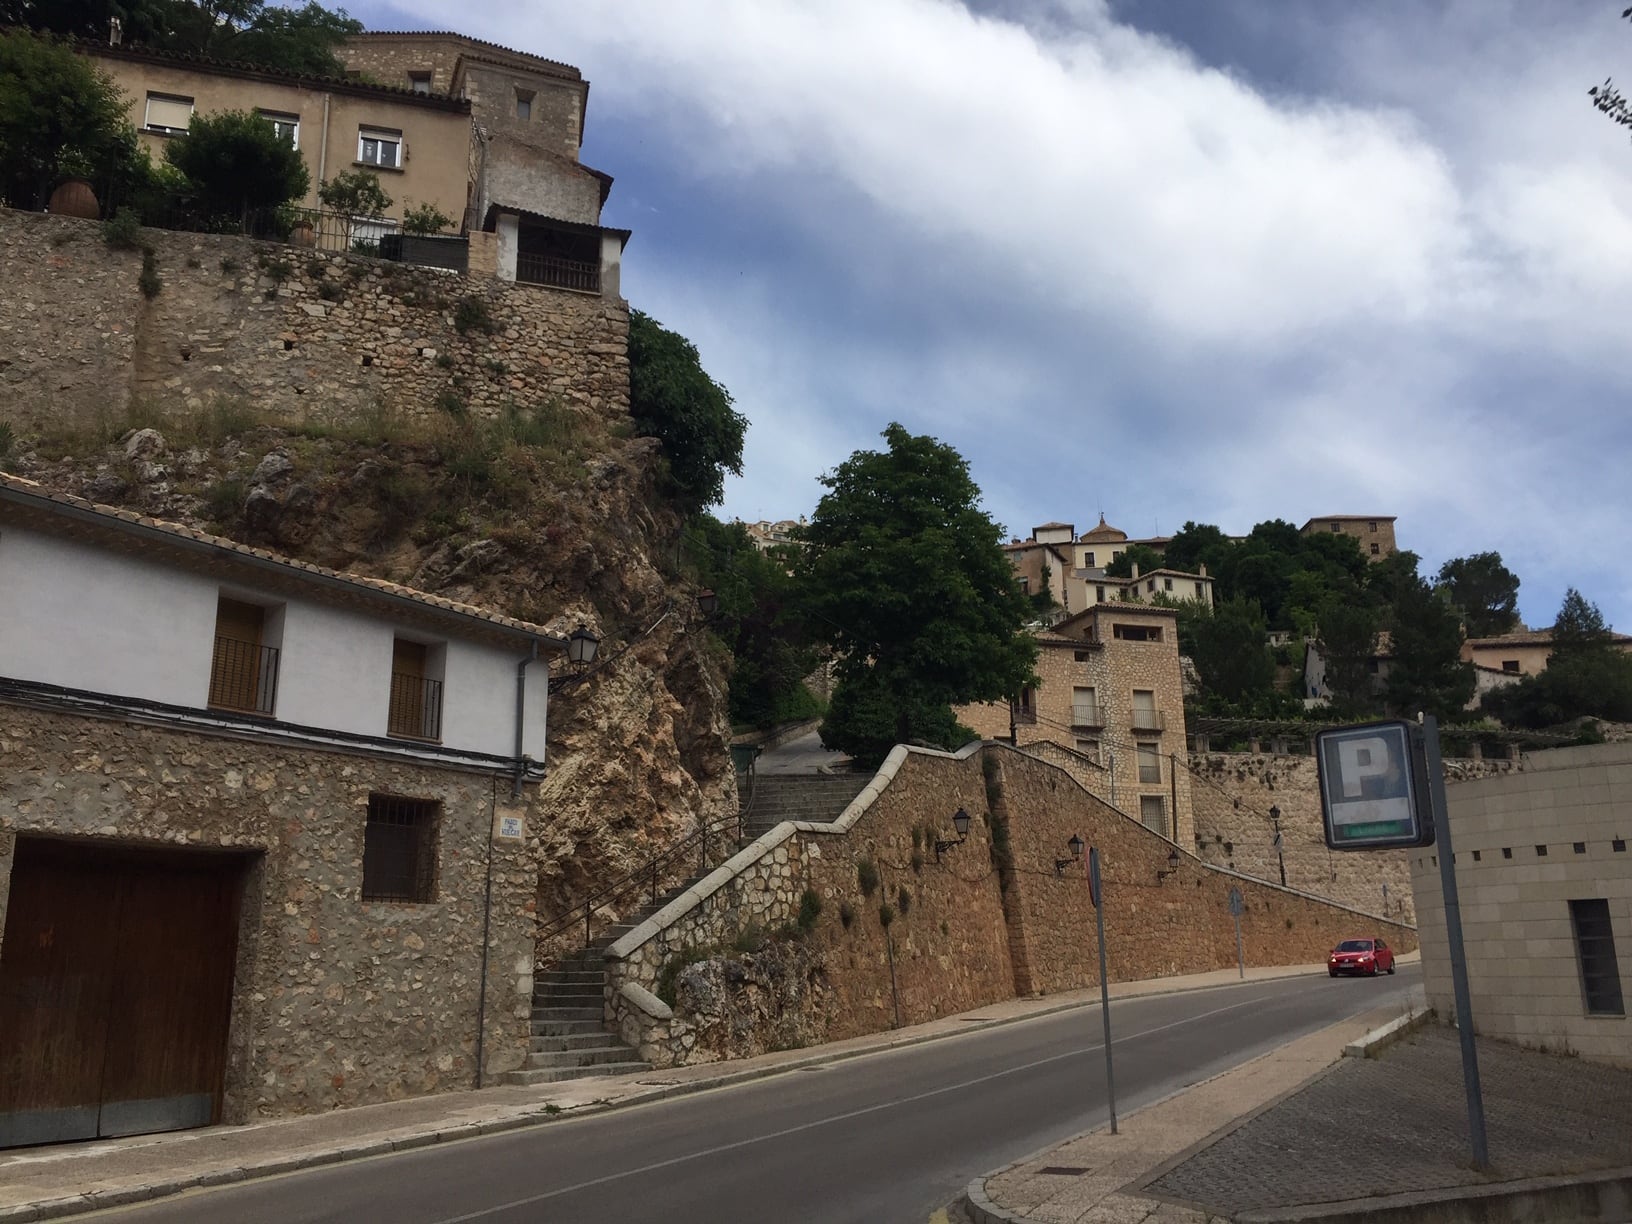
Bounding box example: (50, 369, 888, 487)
(1337, 737, 1390, 797)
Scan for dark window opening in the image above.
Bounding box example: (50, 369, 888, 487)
(362, 795, 439, 903)
(1502, 847, 1512, 858)
(1113, 624, 1161, 643)
(1570, 899, 1624, 1016)
(1536, 844, 1548, 857)
(514, 222, 601, 293)
(1574, 842, 1587, 855)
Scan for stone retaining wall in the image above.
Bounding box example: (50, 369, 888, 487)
(0, 210, 628, 439)
(608, 742, 1418, 1067)
(0, 703, 537, 1120)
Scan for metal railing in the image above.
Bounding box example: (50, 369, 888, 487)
(535, 811, 746, 965)
(1131, 709, 1166, 732)
(208, 637, 279, 715)
(1071, 704, 1103, 728)
(388, 673, 443, 741)
(516, 251, 600, 293)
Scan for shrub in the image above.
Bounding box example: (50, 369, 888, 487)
(317, 168, 392, 217)
(164, 109, 310, 223)
(655, 946, 712, 1008)
(401, 199, 456, 235)
(856, 858, 879, 898)
(137, 249, 162, 299)
(0, 421, 13, 468)
(896, 886, 911, 916)
(102, 210, 144, 251)
(878, 904, 895, 929)
(797, 889, 822, 933)
(732, 923, 768, 954)
(316, 280, 344, 302)
(202, 476, 245, 522)
(452, 296, 497, 335)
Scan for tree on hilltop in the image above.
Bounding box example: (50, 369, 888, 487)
(1436, 552, 1521, 638)
(796, 423, 1037, 767)
(1484, 588, 1632, 727)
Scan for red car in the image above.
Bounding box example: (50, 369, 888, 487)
(1328, 937, 1395, 977)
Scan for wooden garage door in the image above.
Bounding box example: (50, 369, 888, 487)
(0, 839, 245, 1148)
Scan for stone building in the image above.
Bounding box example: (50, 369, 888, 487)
(957, 603, 1194, 847)
(1411, 742, 1632, 1066)
(1300, 514, 1398, 561)
(0, 474, 570, 1146)
(82, 42, 474, 236)
(1003, 517, 1214, 620)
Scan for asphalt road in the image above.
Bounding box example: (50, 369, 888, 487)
(105, 968, 1419, 1224)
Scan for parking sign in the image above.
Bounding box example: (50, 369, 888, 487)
(1314, 720, 1434, 850)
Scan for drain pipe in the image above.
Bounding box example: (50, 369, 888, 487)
(474, 775, 497, 1089)
(512, 640, 539, 798)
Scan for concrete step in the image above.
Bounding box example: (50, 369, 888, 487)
(523, 1045, 642, 1070)
(531, 1005, 604, 1023)
(499, 1061, 653, 1087)
(529, 1029, 624, 1051)
(531, 1017, 610, 1037)
(535, 993, 605, 1009)
(538, 969, 604, 985)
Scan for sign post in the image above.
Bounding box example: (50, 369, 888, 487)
(1228, 886, 1245, 979)
(1088, 846, 1117, 1135)
(1314, 716, 1488, 1170)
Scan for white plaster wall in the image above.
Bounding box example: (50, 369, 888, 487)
(495, 213, 519, 282)
(0, 526, 218, 706)
(1412, 742, 1632, 1064)
(0, 522, 545, 761)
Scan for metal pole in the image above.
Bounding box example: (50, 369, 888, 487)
(1422, 715, 1489, 1169)
(1234, 912, 1244, 979)
(1090, 849, 1117, 1134)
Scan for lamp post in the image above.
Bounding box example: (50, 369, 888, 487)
(1055, 832, 1084, 876)
(1270, 804, 1286, 887)
(934, 807, 972, 862)
(566, 624, 600, 668)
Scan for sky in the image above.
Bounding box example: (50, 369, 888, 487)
(349, 0, 1632, 631)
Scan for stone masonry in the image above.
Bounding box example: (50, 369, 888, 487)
(0, 703, 538, 1120)
(0, 211, 629, 439)
(606, 743, 1417, 1067)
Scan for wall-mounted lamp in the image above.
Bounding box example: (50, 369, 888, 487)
(697, 588, 719, 616)
(935, 806, 972, 862)
(1056, 832, 1085, 876)
(566, 624, 601, 668)
(1156, 847, 1180, 883)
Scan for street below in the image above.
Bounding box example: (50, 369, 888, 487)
(101, 968, 1419, 1224)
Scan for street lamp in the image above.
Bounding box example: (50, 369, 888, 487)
(935, 806, 972, 862)
(697, 588, 719, 616)
(1156, 847, 1180, 883)
(1055, 832, 1085, 876)
(1270, 804, 1286, 887)
(566, 625, 600, 668)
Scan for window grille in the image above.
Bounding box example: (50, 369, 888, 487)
(362, 795, 439, 903)
(1570, 899, 1624, 1016)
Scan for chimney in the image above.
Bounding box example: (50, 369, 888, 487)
(1131, 562, 1140, 580)
(1199, 563, 1208, 578)
(109, 15, 123, 44)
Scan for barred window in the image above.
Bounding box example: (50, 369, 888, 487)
(1570, 899, 1624, 1017)
(362, 795, 439, 903)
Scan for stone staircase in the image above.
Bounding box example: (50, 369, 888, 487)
(741, 772, 875, 838)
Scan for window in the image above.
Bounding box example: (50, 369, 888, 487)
(358, 126, 402, 168)
(1163, 578, 1173, 591)
(1194, 581, 1204, 597)
(388, 638, 443, 741)
(408, 71, 432, 94)
(1368, 521, 1378, 532)
(1071, 686, 1100, 727)
(363, 795, 439, 903)
(1137, 742, 1161, 783)
(1502, 660, 1520, 673)
(515, 89, 534, 120)
(1114, 624, 1162, 643)
(208, 596, 278, 715)
(144, 92, 194, 134)
(1073, 650, 1092, 662)
(1095, 585, 1106, 602)
(1146, 579, 1156, 594)
(1131, 689, 1163, 731)
(1084, 552, 1095, 568)
(1139, 794, 1166, 835)
(1019, 576, 1030, 594)
(1370, 543, 1380, 556)
(256, 109, 300, 148)
(1329, 521, 1341, 532)
(1569, 899, 1624, 1016)
(1074, 738, 1100, 764)
(1014, 687, 1036, 723)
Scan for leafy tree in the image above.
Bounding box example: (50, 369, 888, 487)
(1185, 597, 1276, 706)
(689, 516, 818, 730)
(226, 2, 362, 76)
(164, 109, 308, 222)
(1316, 594, 1380, 715)
(796, 423, 1037, 766)
(1384, 578, 1475, 720)
(0, 30, 139, 210)
(1483, 588, 1632, 727)
(627, 310, 748, 514)
(1436, 552, 1521, 638)
(401, 199, 455, 235)
(1104, 543, 1163, 579)
(1589, 7, 1632, 144)
(1162, 520, 1233, 578)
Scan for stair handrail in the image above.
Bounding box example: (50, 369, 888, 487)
(536, 808, 746, 954)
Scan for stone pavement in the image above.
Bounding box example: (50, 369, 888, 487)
(967, 999, 1632, 1224)
(0, 959, 1335, 1222)
(754, 728, 853, 775)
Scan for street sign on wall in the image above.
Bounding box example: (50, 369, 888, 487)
(1314, 719, 1434, 850)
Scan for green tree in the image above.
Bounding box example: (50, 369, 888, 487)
(1104, 543, 1163, 579)
(227, 2, 362, 76)
(1436, 552, 1521, 638)
(0, 29, 139, 210)
(690, 516, 818, 730)
(1316, 594, 1380, 715)
(1484, 589, 1632, 727)
(1551, 587, 1612, 655)
(1185, 597, 1276, 707)
(797, 423, 1037, 766)
(317, 167, 391, 216)
(1384, 578, 1476, 720)
(1162, 520, 1233, 578)
(164, 109, 309, 222)
(627, 310, 748, 514)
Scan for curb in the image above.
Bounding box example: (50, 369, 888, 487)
(0, 968, 1336, 1222)
(1341, 1007, 1429, 1059)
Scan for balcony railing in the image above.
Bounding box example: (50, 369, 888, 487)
(516, 252, 600, 293)
(208, 637, 279, 715)
(388, 673, 444, 741)
(1131, 709, 1166, 733)
(1138, 762, 1163, 784)
(1071, 705, 1103, 728)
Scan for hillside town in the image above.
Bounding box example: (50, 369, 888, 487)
(1, 4, 1629, 1223)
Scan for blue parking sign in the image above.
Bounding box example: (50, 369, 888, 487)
(1315, 720, 1434, 849)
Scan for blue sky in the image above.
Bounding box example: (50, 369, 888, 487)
(349, 0, 1632, 631)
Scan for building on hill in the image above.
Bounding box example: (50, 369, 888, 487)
(82, 40, 473, 238)
(1002, 517, 1214, 619)
(0, 473, 570, 1144)
(1460, 628, 1632, 678)
(1300, 514, 1398, 561)
(956, 602, 1194, 847)
(740, 518, 806, 553)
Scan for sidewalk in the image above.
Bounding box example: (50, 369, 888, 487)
(0, 960, 1330, 1222)
(967, 989, 1632, 1223)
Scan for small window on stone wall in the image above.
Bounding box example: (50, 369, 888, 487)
(362, 794, 440, 903)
